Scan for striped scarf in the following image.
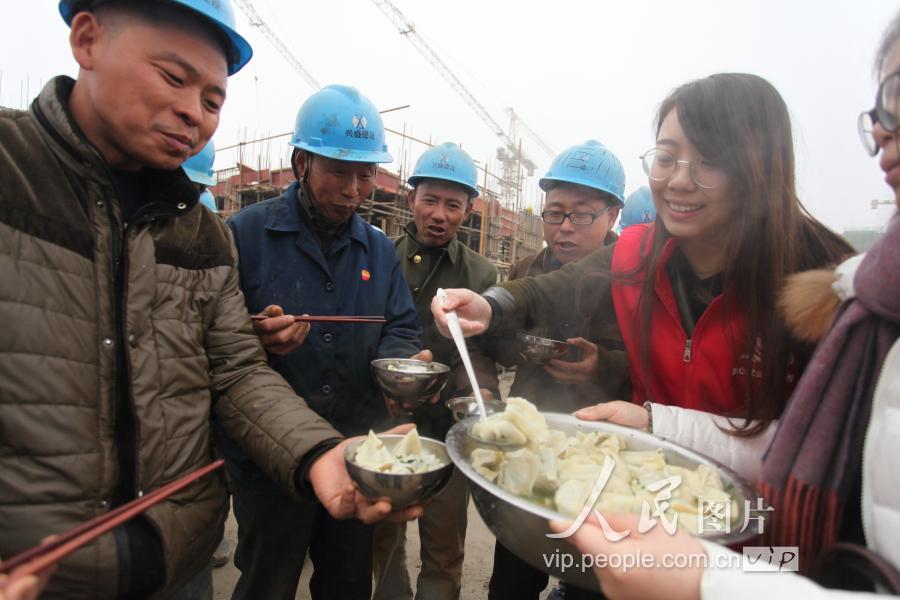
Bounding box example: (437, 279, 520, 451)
(759, 215, 900, 572)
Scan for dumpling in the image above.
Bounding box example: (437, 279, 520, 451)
(354, 431, 395, 471)
(504, 397, 551, 445)
(392, 428, 423, 458)
(533, 446, 560, 494)
(498, 448, 540, 497)
(472, 415, 528, 446)
(555, 478, 592, 517)
(471, 448, 503, 482)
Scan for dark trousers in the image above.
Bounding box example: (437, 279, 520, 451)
(226, 458, 373, 600)
(488, 541, 604, 600)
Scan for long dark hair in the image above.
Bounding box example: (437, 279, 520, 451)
(631, 74, 853, 436)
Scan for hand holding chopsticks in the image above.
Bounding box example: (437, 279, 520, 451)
(250, 304, 385, 357)
(0, 460, 223, 591)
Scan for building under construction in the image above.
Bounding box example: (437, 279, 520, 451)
(209, 162, 545, 279)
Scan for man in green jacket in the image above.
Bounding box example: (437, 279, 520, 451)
(373, 143, 498, 600)
(0, 3, 415, 598)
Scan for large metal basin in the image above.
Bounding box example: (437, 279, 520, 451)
(446, 413, 759, 591)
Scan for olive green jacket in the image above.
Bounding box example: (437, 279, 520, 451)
(0, 78, 341, 598)
(395, 225, 499, 437)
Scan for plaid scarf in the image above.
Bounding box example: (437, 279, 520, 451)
(759, 215, 900, 571)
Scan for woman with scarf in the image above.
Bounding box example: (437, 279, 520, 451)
(554, 11, 900, 599)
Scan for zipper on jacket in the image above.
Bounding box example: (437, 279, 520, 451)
(105, 199, 137, 505)
(683, 338, 693, 363)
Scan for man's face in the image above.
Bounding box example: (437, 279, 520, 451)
(69, 9, 228, 170)
(298, 153, 376, 223)
(542, 184, 618, 264)
(407, 179, 472, 247)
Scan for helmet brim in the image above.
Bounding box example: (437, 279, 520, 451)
(539, 175, 625, 206)
(291, 142, 393, 164)
(408, 175, 478, 199)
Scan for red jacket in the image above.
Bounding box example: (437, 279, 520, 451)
(611, 224, 751, 416)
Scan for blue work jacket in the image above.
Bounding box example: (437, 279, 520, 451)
(227, 182, 422, 436)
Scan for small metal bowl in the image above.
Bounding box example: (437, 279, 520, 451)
(445, 397, 507, 422)
(344, 434, 455, 508)
(515, 331, 572, 365)
(371, 358, 451, 404)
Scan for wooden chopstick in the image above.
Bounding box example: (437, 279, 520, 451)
(0, 460, 224, 581)
(250, 314, 386, 324)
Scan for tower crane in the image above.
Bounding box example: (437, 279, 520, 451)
(370, 0, 553, 204)
(232, 0, 322, 91)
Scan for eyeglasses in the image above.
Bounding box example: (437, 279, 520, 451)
(540, 205, 613, 226)
(640, 148, 728, 190)
(858, 70, 900, 156)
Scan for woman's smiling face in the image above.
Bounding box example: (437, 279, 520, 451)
(649, 109, 733, 246)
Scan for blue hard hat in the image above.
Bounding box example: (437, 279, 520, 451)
(198, 189, 219, 213)
(182, 140, 216, 186)
(58, 0, 253, 75)
(289, 85, 392, 164)
(620, 186, 656, 229)
(539, 140, 626, 206)
(408, 142, 479, 198)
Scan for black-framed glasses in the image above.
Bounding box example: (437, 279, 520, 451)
(858, 70, 900, 156)
(640, 148, 728, 190)
(540, 205, 612, 225)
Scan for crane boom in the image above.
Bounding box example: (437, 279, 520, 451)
(233, 0, 321, 91)
(506, 108, 555, 158)
(370, 0, 518, 152)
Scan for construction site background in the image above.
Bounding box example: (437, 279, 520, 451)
(209, 161, 545, 280)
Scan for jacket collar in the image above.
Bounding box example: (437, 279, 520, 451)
(32, 76, 199, 219)
(265, 181, 370, 251)
(401, 222, 459, 264)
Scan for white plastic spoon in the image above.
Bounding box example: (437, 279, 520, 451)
(436, 288, 488, 420)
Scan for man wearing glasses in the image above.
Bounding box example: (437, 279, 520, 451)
(485, 140, 632, 600)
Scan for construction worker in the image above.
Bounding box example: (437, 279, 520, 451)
(618, 185, 656, 231)
(223, 85, 426, 600)
(373, 142, 500, 600)
(182, 139, 221, 213)
(0, 3, 418, 598)
(485, 140, 632, 600)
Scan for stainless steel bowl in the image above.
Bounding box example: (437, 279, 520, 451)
(345, 434, 455, 508)
(445, 397, 506, 422)
(447, 413, 759, 591)
(515, 331, 572, 365)
(371, 358, 451, 404)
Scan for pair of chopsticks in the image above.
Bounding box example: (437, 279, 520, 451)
(0, 460, 224, 582)
(250, 314, 386, 324)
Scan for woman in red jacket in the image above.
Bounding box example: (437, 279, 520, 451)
(433, 73, 852, 437)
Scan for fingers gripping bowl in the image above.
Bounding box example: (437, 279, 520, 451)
(446, 399, 759, 591)
(345, 429, 454, 508)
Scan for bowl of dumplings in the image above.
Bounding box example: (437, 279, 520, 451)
(371, 358, 451, 405)
(446, 398, 759, 591)
(345, 428, 454, 508)
(515, 331, 573, 365)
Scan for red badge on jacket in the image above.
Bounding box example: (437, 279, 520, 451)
(361, 269, 371, 281)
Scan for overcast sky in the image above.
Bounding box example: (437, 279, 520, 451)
(2, 1, 898, 231)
